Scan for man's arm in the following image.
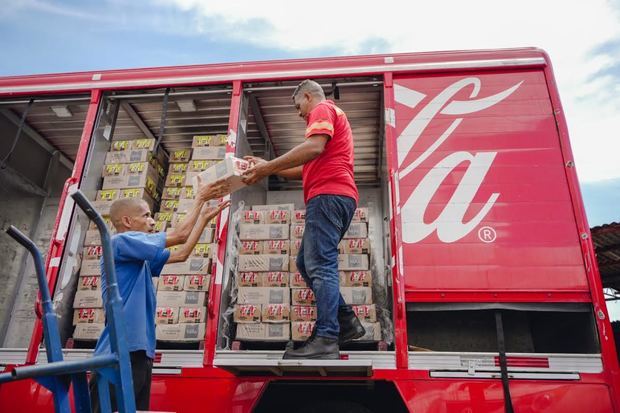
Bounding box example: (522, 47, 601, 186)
(277, 166, 303, 180)
(167, 201, 230, 263)
(242, 135, 328, 185)
(166, 177, 229, 247)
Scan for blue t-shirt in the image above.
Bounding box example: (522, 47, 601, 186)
(94, 231, 170, 359)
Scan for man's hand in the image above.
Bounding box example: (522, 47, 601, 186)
(196, 176, 231, 202)
(201, 200, 231, 222)
(242, 157, 273, 186)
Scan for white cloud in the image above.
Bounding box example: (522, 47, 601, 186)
(162, 0, 620, 182)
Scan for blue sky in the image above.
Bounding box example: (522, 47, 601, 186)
(1, 0, 619, 227)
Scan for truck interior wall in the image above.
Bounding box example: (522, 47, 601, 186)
(0, 113, 73, 347)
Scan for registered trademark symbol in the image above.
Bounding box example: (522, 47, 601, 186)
(478, 226, 497, 243)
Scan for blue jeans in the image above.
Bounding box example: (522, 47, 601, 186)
(296, 195, 357, 339)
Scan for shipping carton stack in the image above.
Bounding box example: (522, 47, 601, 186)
(74, 138, 166, 341)
(289, 207, 382, 343)
(234, 204, 294, 342)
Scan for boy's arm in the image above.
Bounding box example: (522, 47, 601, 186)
(167, 201, 230, 263)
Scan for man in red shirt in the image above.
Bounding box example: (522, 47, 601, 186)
(243, 79, 365, 359)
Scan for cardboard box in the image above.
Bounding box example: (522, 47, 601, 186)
(252, 203, 295, 212)
(156, 307, 179, 324)
(353, 304, 377, 323)
(188, 159, 217, 173)
(96, 189, 120, 201)
(199, 227, 215, 244)
(191, 146, 227, 160)
(292, 210, 306, 223)
(168, 243, 214, 259)
(102, 161, 153, 178)
(242, 210, 265, 224)
(191, 156, 248, 195)
(290, 239, 302, 256)
(119, 188, 158, 206)
(158, 275, 185, 291)
(168, 162, 189, 175)
(130, 138, 157, 151)
(352, 207, 369, 223)
(338, 238, 370, 255)
(161, 258, 211, 275)
(169, 148, 192, 163)
(84, 230, 101, 246)
(153, 221, 168, 232)
(291, 321, 315, 342)
(162, 186, 186, 200)
(262, 304, 290, 323)
(101, 167, 159, 195)
(238, 255, 289, 272)
(338, 254, 369, 271)
(263, 240, 290, 255)
(156, 291, 206, 307)
(239, 224, 289, 241)
(358, 322, 381, 341)
(73, 290, 103, 308)
(289, 256, 298, 273)
(234, 304, 261, 323)
(154, 212, 174, 223)
(104, 148, 164, 166)
(261, 272, 289, 287)
(110, 139, 132, 152)
(240, 240, 263, 255)
(237, 272, 262, 287)
(73, 323, 104, 340)
(183, 274, 210, 292)
(72, 308, 105, 325)
(88, 217, 113, 231)
(339, 271, 372, 287)
(290, 305, 317, 322)
(235, 323, 290, 341)
(343, 223, 368, 239)
(289, 272, 308, 288)
(156, 323, 205, 342)
(192, 134, 228, 147)
(340, 287, 373, 305)
(160, 199, 180, 213)
(264, 210, 290, 224)
(291, 288, 315, 306)
(79, 259, 101, 276)
(171, 212, 187, 228)
(82, 245, 103, 261)
(165, 173, 186, 187)
(78, 276, 101, 291)
(178, 306, 206, 323)
(237, 287, 290, 305)
(290, 223, 305, 239)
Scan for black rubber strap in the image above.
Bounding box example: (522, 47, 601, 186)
(154, 87, 170, 153)
(495, 311, 514, 413)
(1, 98, 34, 169)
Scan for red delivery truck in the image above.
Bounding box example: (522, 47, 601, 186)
(0, 48, 618, 412)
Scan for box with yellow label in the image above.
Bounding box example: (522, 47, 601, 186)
(169, 148, 192, 163)
(165, 173, 186, 187)
(104, 147, 165, 166)
(188, 159, 217, 173)
(101, 164, 159, 193)
(192, 134, 228, 148)
(167, 162, 189, 175)
(96, 189, 120, 202)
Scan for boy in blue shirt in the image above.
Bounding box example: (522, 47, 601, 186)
(89, 176, 230, 412)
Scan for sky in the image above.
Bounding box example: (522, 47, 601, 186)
(1, 2, 620, 312)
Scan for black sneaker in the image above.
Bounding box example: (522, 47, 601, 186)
(338, 306, 366, 344)
(282, 336, 339, 359)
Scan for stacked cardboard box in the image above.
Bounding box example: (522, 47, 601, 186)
(234, 205, 294, 341)
(288, 207, 381, 342)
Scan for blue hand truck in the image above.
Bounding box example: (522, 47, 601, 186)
(0, 190, 136, 413)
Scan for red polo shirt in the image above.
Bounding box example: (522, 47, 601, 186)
(302, 100, 358, 204)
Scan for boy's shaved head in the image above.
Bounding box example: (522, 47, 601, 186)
(109, 198, 149, 231)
